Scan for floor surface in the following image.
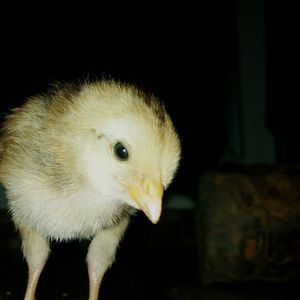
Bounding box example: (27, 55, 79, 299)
(1, 208, 299, 300)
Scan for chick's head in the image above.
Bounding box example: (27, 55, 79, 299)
(68, 81, 181, 223)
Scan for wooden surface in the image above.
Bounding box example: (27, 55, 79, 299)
(197, 165, 300, 284)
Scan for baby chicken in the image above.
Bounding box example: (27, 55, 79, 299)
(0, 80, 181, 300)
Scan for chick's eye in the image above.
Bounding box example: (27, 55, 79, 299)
(113, 142, 129, 161)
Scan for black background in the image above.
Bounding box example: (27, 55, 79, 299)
(1, 1, 235, 199)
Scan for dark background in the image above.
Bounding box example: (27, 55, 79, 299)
(1, 0, 300, 299)
(2, 1, 299, 198)
(1, 1, 233, 199)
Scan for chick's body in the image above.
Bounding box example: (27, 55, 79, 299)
(0, 80, 181, 300)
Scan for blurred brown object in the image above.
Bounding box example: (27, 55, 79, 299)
(197, 165, 300, 284)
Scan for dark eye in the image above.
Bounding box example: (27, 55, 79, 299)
(113, 142, 129, 161)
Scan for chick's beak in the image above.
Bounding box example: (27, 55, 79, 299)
(128, 178, 163, 224)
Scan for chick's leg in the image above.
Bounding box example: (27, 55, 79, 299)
(87, 218, 129, 300)
(20, 225, 50, 300)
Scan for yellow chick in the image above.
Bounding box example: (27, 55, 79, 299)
(0, 80, 181, 300)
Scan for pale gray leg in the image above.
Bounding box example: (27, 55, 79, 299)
(87, 218, 129, 300)
(20, 225, 50, 300)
